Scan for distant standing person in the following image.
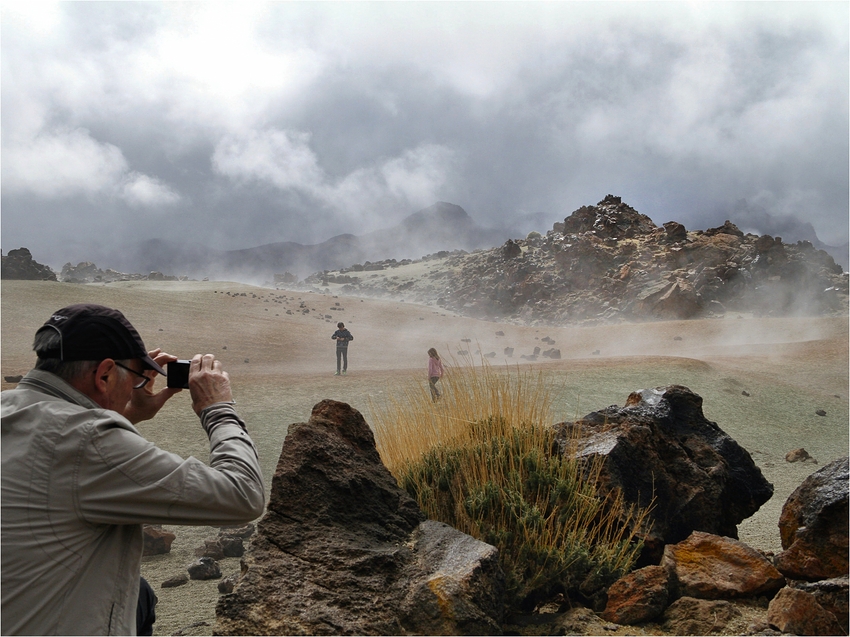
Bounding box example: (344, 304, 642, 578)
(428, 347, 443, 401)
(332, 322, 354, 375)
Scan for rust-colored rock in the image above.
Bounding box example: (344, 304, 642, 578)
(662, 531, 785, 599)
(601, 565, 669, 625)
(791, 576, 849, 633)
(142, 524, 175, 556)
(775, 456, 849, 581)
(767, 586, 844, 636)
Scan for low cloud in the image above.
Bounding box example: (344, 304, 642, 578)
(213, 128, 455, 224)
(3, 128, 127, 198)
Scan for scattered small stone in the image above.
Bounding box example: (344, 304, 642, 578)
(785, 448, 813, 463)
(673, 336, 683, 341)
(218, 574, 239, 594)
(244, 358, 249, 364)
(495, 331, 505, 336)
(742, 390, 751, 397)
(161, 574, 189, 588)
(816, 409, 827, 416)
(4, 375, 23, 384)
(222, 345, 227, 350)
(504, 347, 514, 357)
(592, 349, 600, 355)
(188, 556, 221, 580)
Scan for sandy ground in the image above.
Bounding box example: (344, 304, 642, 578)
(2, 279, 848, 636)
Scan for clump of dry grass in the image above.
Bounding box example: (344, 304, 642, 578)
(371, 355, 650, 611)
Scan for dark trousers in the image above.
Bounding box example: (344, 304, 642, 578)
(429, 376, 441, 401)
(336, 347, 348, 372)
(137, 576, 157, 636)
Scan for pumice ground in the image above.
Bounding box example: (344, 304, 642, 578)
(3, 280, 847, 636)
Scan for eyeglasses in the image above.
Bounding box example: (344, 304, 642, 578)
(114, 361, 150, 389)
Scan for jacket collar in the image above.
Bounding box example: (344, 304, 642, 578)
(17, 369, 101, 410)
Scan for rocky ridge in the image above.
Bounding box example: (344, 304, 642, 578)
(304, 195, 848, 326)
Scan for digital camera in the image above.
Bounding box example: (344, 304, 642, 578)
(166, 360, 192, 389)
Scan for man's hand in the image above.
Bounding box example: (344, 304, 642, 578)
(123, 349, 182, 424)
(189, 353, 233, 415)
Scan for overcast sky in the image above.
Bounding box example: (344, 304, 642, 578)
(2, 2, 847, 269)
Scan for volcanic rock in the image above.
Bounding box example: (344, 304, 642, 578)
(663, 221, 688, 242)
(790, 576, 849, 633)
(214, 399, 505, 636)
(560, 195, 658, 239)
(161, 574, 189, 588)
(767, 586, 844, 635)
(601, 565, 670, 625)
(775, 456, 849, 581)
(661, 532, 785, 599)
(555, 385, 774, 562)
(188, 556, 221, 580)
(785, 448, 814, 463)
(502, 239, 522, 259)
(1, 248, 57, 281)
(661, 597, 742, 635)
(142, 524, 175, 556)
(310, 196, 848, 326)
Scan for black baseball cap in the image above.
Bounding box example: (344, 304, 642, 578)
(35, 304, 166, 375)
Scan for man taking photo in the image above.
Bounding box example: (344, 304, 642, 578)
(1, 304, 265, 635)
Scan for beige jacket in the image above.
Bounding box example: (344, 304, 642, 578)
(1, 370, 265, 635)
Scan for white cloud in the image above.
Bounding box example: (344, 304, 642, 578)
(212, 128, 455, 223)
(212, 129, 324, 191)
(3, 128, 128, 198)
(3, 127, 180, 207)
(121, 173, 181, 208)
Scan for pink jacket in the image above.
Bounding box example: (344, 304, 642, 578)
(428, 357, 443, 378)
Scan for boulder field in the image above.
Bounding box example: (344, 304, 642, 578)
(212, 390, 848, 635)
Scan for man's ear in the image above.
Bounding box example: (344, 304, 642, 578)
(93, 358, 117, 394)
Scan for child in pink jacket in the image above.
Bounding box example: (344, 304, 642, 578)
(427, 348, 443, 402)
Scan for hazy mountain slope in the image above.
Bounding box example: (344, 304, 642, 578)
(103, 202, 509, 281)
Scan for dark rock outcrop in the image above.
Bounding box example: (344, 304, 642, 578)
(559, 195, 658, 239)
(775, 456, 849, 581)
(555, 385, 774, 562)
(1, 248, 57, 281)
(215, 400, 505, 635)
(311, 196, 848, 326)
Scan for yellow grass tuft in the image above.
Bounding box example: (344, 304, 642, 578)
(371, 354, 651, 610)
